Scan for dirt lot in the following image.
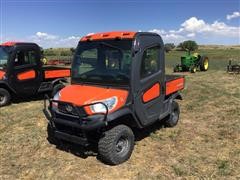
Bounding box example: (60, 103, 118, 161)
(0, 50, 240, 179)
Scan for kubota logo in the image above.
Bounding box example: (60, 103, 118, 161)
(65, 105, 73, 113)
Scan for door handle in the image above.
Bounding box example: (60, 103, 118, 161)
(161, 86, 165, 93)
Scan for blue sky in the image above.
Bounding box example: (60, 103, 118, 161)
(0, 0, 240, 47)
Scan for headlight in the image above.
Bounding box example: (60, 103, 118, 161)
(2, 74, 7, 80)
(52, 91, 61, 109)
(90, 96, 118, 113)
(53, 91, 60, 101)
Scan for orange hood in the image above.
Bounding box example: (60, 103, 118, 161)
(0, 71, 5, 80)
(59, 85, 129, 113)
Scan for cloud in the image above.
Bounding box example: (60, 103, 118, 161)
(35, 32, 58, 40)
(226, 11, 240, 20)
(29, 32, 80, 48)
(150, 29, 167, 35)
(187, 33, 195, 37)
(86, 32, 95, 36)
(181, 17, 205, 32)
(181, 17, 240, 37)
(149, 16, 240, 44)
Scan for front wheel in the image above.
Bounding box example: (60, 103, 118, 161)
(98, 125, 135, 165)
(190, 66, 197, 73)
(0, 88, 11, 107)
(47, 124, 60, 145)
(173, 65, 179, 72)
(164, 101, 180, 127)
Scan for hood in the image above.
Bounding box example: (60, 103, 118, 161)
(0, 70, 5, 80)
(59, 84, 129, 112)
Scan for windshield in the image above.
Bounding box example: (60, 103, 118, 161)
(0, 46, 10, 69)
(72, 40, 132, 86)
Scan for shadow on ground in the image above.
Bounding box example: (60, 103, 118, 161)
(48, 118, 167, 161)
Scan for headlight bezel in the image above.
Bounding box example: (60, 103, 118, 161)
(90, 96, 118, 114)
(52, 91, 61, 109)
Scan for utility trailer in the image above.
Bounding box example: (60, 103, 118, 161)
(44, 31, 185, 165)
(227, 60, 240, 74)
(0, 42, 70, 106)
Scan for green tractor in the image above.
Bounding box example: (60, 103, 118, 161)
(174, 50, 209, 73)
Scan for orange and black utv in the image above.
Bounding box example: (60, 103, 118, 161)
(0, 42, 70, 106)
(43, 31, 185, 165)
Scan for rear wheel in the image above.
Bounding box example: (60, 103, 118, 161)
(164, 101, 180, 127)
(0, 88, 11, 107)
(98, 125, 135, 165)
(200, 56, 209, 71)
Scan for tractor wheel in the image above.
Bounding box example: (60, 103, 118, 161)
(0, 88, 11, 107)
(200, 56, 209, 71)
(190, 66, 197, 73)
(173, 65, 179, 72)
(164, 101, 180, 127)
(98, 124, 135, 165)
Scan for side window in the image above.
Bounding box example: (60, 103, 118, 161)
(14, 50, 37, 67)
(27, 51, 37, 64)
(140, 46, 160, 79)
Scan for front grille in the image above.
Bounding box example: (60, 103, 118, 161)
(55, 123, 85, 137)
(58, 102, 86, 117)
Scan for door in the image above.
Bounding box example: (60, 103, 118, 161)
(9, 45, 41, 95)
(131, 34, 165, 126)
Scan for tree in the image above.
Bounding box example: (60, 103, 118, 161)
(70, 48, 76, 55)
(177, 40, 198, 51)
(164, 43, 175, 53)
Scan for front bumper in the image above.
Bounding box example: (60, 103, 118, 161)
(43, 96, 108, 145)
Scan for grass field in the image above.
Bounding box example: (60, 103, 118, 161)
(0, 48, 240, 179)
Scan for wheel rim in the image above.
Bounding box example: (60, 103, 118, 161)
(172, 107, 179, 123)
(116, 136, 129, 155)
(204, 59, 209, 70)
(191, 67, 196, 73)
(0, 94, 5, 103)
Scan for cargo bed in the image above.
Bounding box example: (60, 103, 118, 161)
(165, 75, 184, 96)
(42, 65, 71, 79)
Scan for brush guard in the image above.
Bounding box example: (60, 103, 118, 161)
(43, 95, 109, 146)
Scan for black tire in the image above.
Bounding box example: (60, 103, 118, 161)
(173, 66, 179, 72)
(98, 125, 135, 165)
(0, 88, 11, 107)
(47, 124, 59, 145)
(190, 66, 197, 73)
(200, 56, 209, 71)
(51, 83, 65, 98)
(164, 101, 180, 127)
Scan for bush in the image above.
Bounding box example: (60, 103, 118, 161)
(178, 40, 198, 51)
(164, 43, 175, 53)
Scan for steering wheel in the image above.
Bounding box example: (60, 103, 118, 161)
(115, 73, 129, 81)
